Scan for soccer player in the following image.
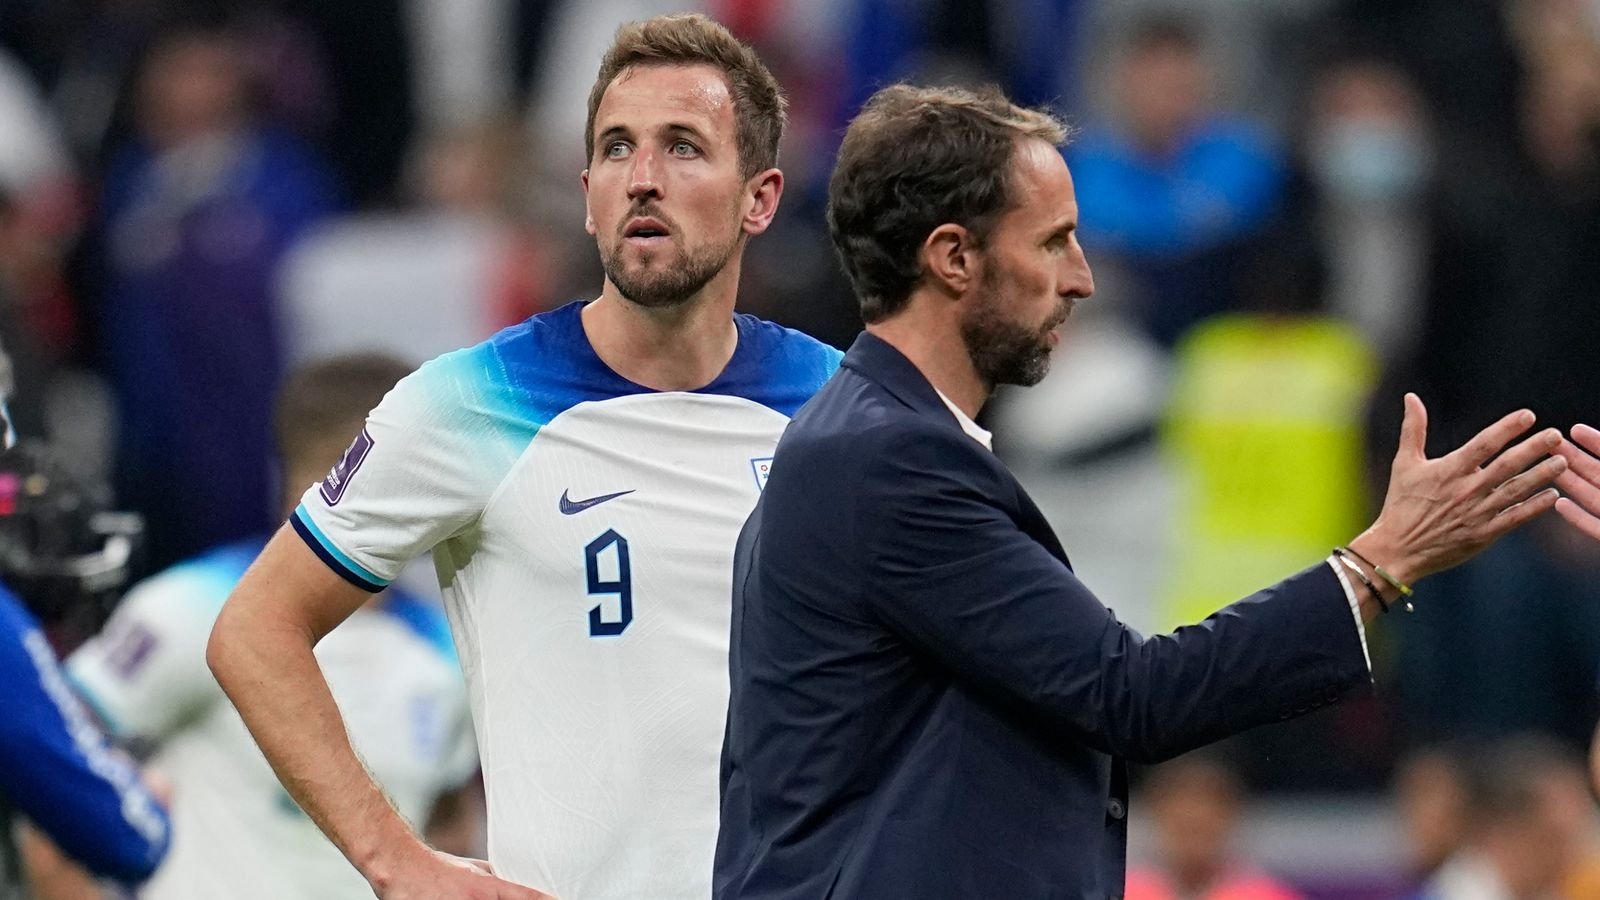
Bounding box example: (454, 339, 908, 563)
(207, 14, 840, 900)
(0, 445, 170, 897)
(67, 354, 477, 900)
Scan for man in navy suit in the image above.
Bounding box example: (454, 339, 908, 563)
(715, 84, 1575, 899)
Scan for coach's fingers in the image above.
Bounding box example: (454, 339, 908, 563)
(1487, 454, 1567, 511)
(1445, 408, 1537, 474)
(1480, 428, 1563, 489)
(1395, 393, 1429, 464)
(1486, 487, 1560, 539)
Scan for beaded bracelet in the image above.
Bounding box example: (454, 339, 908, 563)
(1337, 545, 1416, 613)
(1333, 548, 1389, 614)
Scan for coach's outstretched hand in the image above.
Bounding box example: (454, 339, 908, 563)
(1555, 423, 1600, 541)
(1344, 394, 1567, 604)
(371, 848, 555, 900)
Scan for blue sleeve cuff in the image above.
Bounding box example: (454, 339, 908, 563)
(289, 506, 388, 593)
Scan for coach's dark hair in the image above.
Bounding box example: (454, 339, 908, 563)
(827, 84, 1069, 323)
(275, 353, 414, 470)
(586, 14, 787, 180)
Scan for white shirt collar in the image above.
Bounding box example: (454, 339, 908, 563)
(933, 387, 993, 451)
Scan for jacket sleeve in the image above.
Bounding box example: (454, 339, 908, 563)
(0, 597, 170, 884)
(857, 423, 1370, 764)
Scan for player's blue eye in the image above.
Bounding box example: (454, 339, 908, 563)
(606, 142, 630, 159)
(671, 140, 697, 157)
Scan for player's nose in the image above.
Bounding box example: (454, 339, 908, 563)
(627, 150, 662, 199)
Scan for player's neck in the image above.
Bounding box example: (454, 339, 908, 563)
(866, 305, 989, 419)
(583, 283, 741, 392)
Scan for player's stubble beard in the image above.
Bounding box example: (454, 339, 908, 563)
(959, 264, 1070, 389)
(600, 205, 743, 309)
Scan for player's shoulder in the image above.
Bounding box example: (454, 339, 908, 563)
(733, 313, 843, 378)
(383, 301, 603, 437)
(708, 314, 842, 417)
(409, 302, 583, 389)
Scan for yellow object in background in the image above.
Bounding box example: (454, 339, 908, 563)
(1160, 314, 1378, 630)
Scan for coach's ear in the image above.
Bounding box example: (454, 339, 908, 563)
(920, 223, 978, 301)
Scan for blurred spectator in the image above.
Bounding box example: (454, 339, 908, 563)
(0, 48, 92, 441)
(0, 48, 74, 196)
(1067, 13, 1286, 346)
(1298, 52, 1433, 362)
(1418, 738, 1597, 900)
(65, 354, 479, 900)
(1126, 755, 1303, 900)
(1373, 0, 1600, 755)
(1158, 231, 1375, 630)
(1367, 0, 1600, 455)
(278, 0, 414, 207)
(278, 119, 566, 367)
(89, 14, 339, 570)
(833, 0, 1086, 121)
(1395, 746, 1472, 888)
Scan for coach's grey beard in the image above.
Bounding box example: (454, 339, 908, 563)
(960, 299, 1064, 389)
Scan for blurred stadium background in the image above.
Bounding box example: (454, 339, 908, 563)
(2, 0, 1599, 897)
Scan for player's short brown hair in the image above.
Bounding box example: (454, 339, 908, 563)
(585, 14, 787, 180)
(275, 354, 413, 472)
(827, 84, 1069, 323)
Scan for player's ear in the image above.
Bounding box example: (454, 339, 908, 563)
(581, 169, 596, 235)
(740, 168, 784, 237)
(920, 223, 976, 298)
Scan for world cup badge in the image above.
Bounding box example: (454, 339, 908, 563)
(750, 457, 773, 492)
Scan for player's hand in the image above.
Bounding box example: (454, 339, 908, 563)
(1555, 423, 1600, 541)
(1351, 394, 1566, 585)
(370, 848, 556, 900)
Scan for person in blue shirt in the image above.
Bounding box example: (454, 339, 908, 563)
(0, 442, 170, 896)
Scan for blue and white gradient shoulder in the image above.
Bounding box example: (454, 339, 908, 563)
(290, 301, 840, 593)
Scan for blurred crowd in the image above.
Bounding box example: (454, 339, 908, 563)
(2, 0, 1600, 896)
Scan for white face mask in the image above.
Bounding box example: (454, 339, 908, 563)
(1309, 119, 1433, 206)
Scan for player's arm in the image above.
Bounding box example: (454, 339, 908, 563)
(209, 529, 551, 900)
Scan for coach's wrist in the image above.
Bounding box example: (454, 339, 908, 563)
(1345, 531, 1419, 603)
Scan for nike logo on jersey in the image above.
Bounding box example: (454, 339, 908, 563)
(559, 489, 635, 515)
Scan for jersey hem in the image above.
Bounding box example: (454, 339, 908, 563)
(289, 507, 387, 593)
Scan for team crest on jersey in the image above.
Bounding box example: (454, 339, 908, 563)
(321, 427, 374, 506)
(750, 457, 773, 492)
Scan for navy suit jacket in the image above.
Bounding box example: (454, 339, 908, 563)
(715, 332, 1373, 899)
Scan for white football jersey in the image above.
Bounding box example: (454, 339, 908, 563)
(290, 301, 840, 899)
(67, 540, 476, 900)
